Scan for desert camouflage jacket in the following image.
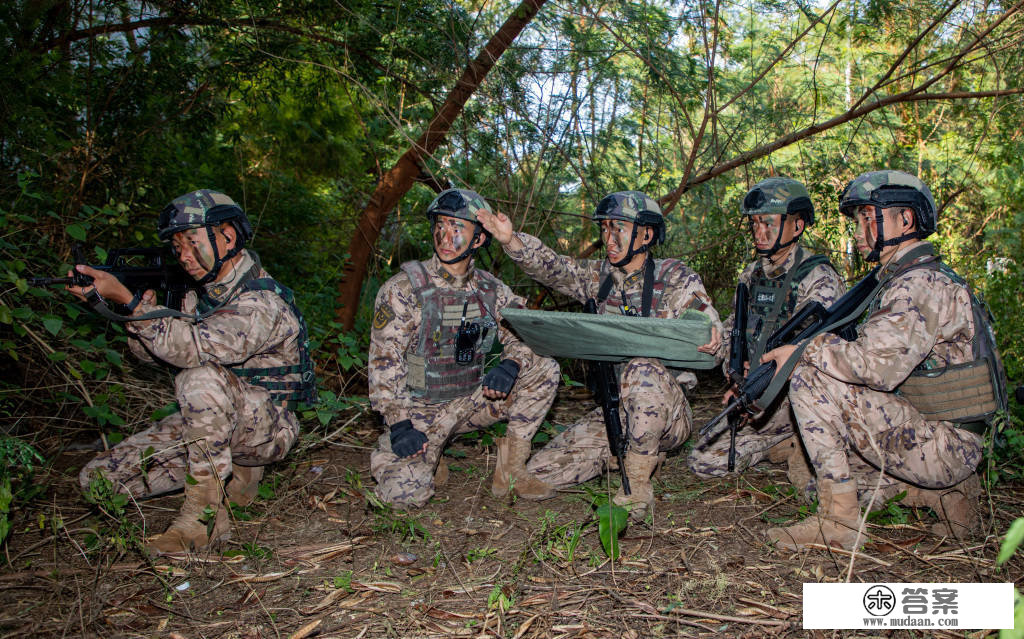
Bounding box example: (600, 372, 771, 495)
(127, 251, 304, 382)
(800, 241, 976, 390)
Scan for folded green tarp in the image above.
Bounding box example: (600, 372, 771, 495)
(501, 307, 717, 369)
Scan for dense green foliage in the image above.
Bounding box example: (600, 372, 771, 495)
(1, 0, 1022, 549)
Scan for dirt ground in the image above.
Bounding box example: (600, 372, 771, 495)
(2, 387, 1022, 639)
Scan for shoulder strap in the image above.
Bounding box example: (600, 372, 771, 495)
(400, 260, 433, 299)
(640, 256, 656, 317)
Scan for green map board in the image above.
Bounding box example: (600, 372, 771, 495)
(501, 307, 717, 370)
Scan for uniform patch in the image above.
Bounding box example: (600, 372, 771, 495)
(373, 303, 395, 330)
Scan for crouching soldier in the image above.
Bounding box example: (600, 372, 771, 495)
(688, 177, 845, 496)
(479, 192, 722, 520)
(369, 188, 560, 509)
(73, 190, 315, 554)
(762, 171, 1006, 550)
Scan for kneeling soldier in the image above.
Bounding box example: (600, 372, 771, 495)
(762, 171, 1006, 549)
(688, 177, 845, 496)
(75, 190, 315, 554)
(369, 188, 560, 509)
(479, 192, 722, 520)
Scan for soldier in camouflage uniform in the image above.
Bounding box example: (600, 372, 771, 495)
(478, 192, 722, 520)
(72, 190, 314, 554)
(369, 188, 560, 509)
(688, 178, 845, 496)
(762, 171, 1005, 550)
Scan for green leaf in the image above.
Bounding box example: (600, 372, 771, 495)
(997, 517, 1024, 566)
(106, 431, 124, 445)
(257, 483, 275, 500)
(66, 224, 86, 241)
(150, 402, 180, 421)
(46, 351, 67, 362)
(43, 317, 62, 336)
(185, 474, 198, 486)
(596, 503, 628, 559)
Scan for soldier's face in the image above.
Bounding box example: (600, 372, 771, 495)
(432, 215, 477, 261)
(749, 214, 782, 251)
(600, 219, 648, 264)
(170, 226, 231, 280)
(852, 205, 907, 260)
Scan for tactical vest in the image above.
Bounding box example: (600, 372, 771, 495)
(193, 259, 317, 410)
(745, 248, 832, 363)
(867, 247, 1007, 428)
(402, 261, 500, 403)
(222, 279, 317, 409)
(595, 258, 686, 317)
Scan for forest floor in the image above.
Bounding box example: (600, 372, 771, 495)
(2, 386, 1022, 639)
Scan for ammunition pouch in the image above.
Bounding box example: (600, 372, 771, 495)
(898, 359, 1000, 428)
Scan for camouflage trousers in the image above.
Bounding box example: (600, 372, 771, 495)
(527, 358, 692, 489)
(371, 355, 559, 509)
(687, 395, 796, 478)
(789, 361, 983, 505)
(79, 364, 299, 496)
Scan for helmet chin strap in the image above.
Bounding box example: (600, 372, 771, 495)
(865, 206, 918, 263)
(755, 214, 800, 258)
(194, 225, 244, 285)
(434, 223, 483, 265)
(607, 223, 651, 268)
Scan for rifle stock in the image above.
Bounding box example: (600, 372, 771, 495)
(584, 298, 631, 495)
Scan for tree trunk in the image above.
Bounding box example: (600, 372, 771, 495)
(335, 0, 548, 330)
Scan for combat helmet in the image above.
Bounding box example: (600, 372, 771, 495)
(158, 189, 254, 284)
(839, 170, 937, 262)
(592, 191, 665, 267)
(425, 188, 492, 264)
(742, 177, 814, 256)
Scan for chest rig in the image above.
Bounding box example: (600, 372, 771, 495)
(401, 261, 500, 403)
(595, 258, 683, 317)
(868, 247, 1007, 429)
(194, 270, 317, 409)
(190, 258, 316, 410)
(745, 247, 831, 363)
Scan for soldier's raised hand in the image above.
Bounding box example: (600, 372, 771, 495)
(476, 209, 518, 248)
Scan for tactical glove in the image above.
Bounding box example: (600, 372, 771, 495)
(390, 419, 427, 458)
(482, 359, 520, 396)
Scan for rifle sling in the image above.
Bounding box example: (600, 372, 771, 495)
(751, 244, 935, 412)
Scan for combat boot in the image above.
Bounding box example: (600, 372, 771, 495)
(766, 479, 861, 550)
(904, 474, 982, 540)
(766, 437, 814, 502)
(146, 476, 230, 555)
(491, 437, 556, 500)
(225, 464, 263, 507)
(612, 452, 660, 521)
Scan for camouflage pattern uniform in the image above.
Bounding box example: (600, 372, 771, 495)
(789, 241, 985, 506)
(502, 232, 723, 489)
(369, 255, 560, 508)
(79, 250, 303, 495)
(688, 245, 844, 476)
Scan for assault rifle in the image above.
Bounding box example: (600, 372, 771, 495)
(31, 246, 194, 312)
(723, 283, 750, 471)
(583, 298, 630, 495)
(699, 267, 881, 447)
